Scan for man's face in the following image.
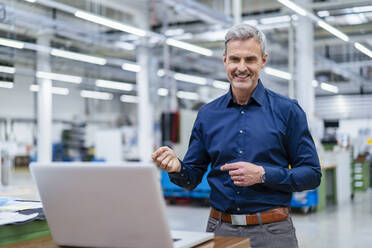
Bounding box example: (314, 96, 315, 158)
(223, 38, 268, 92)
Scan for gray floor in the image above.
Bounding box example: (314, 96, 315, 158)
(2, 169, 372, 248)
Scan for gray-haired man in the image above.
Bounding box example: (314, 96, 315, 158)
(152, 23, 321, 248)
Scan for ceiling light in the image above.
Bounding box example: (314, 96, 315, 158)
(0, 37, 25, 49)
(354, 42, 372, 58)
(264, 67, 292, 80)
(342, 13, 368, 25)
(115, 41, 135, 51)
(74, 11, 147, 37)
(157, 88, 169, 96)
(0, 65, 16, 74)
(351, 6, 372, 13)
(317, 20, 349, 42)
(213, 80, 230, 90)
(24, 0, 36, 2)
(277, 0, 307, 17)
(30, 85, 69, 95)
(243, 20, 259, 26)
(80, 90, 113, 100)
(312, 80, 319, 87)
(174, 73, 207, 85)
(157, 69, 165, 77)
(50, 49, 107, 65)
(164, 28, 185, 36)
(121, 63, 140, 72)
(166, 38, 213, 57)
(120, 95, 138, 103)
(36, 71, 82, 84)
(317, 11, 330, 17)
(260, 15, 291, 24)
(320, 82, 338, 93)
(95, 79, 134, 91)
(177, 91, 199, 100)
(0, 81, 14, 89)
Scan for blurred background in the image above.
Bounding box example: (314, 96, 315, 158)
(0, 0, 371, 247)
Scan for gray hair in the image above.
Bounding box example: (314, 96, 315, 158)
(224, 23, 267, 57)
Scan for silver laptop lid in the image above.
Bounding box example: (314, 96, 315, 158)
(31, 162, 174, 248)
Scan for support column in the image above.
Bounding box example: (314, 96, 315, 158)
(295, 0, 315, 127)
(233, 0, 242, 24)
(135, 8, 154, 163)
(36, 35, 52, 163)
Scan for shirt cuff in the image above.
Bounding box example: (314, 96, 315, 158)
(262, 166, 280, 185)
(168, 159, 187, 179)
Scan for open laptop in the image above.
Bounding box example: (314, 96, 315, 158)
(30, 162, 214, 248)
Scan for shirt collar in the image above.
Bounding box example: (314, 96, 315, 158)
(224, 79, 266, 108)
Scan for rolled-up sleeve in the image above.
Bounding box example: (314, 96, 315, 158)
(168, 112, 210, 190)
(264, 100, 322, 192)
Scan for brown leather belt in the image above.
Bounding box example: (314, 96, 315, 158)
(210, 207, 289, 225)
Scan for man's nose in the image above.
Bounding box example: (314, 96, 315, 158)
(237, 61, 247, 71)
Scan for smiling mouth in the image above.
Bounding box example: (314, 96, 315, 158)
(234, 73, 252, 80)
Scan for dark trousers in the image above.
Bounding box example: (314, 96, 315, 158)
(206, 216, 299, 248)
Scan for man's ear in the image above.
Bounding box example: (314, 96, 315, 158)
(223, 53, 227, 67)
(261, 53, 268, 68)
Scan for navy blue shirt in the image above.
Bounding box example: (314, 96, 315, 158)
(169, 80, 321, 214)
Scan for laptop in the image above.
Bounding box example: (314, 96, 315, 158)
(30, 162, 214, 248)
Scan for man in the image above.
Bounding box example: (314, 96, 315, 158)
(152, 23, 321, 248)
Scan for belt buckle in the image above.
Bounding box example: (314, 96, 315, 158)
(231, 214, 247, 225)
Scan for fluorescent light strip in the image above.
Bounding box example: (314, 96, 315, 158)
(260, 15, 291, 24)
(312, 80, 319, 87)
(320, 82, 338, 93)
(0, 65, 16, 74)
(352, 6, 372, 13)
(50, 49, 107, 65)
(122, 63, 140, 72)
(157, 88, 169, 96)
(115, 41, 135, 51)
(74, 11, 146, 37)
(177, 91, 199, 100)
(95, 79, 134, 91)
(30, 85, 69, 95)
(317, 20, 349, 42)
(157, 69, 165, 77)
(36, 71, 82, 84)
(213, 80, 230, 90)
(354, 42, 372, 58)
(0, 81, 14, 89)
(264, 67, 292, 80)
(120, 95, 138, 103)
(166, 38, 213, 57)
(174, 73, 207, 85)
(24, 0, 36, 2)
(0, 37, 25, 49)
(80, 90, 113, 100)
(277, 0, 307, 16)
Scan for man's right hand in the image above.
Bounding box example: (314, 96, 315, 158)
(152, 146, 181, 173)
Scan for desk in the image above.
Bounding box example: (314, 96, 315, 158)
(2, 235, 251, 248)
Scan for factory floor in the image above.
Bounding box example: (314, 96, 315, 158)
(2, 168, 372, 248)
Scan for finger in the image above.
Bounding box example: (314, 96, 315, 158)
(161, 155, 172, 169)
(233, 180, 244, 187)
(152, 146, 169, 160)
(157, 150, 172, 164)
(231, 175, 241, 181)
(229, 169, 242, 176)
(221, 163, 241, 171)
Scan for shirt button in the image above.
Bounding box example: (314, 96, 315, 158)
(237, 191, 240, 195)
(181, 174, 184, 176)
(239, 130, 243, 134)
(241, 110, 245, 114)
(239, 150, 243, 154)
(237, 208, 240, 211)
(187, 181, 190, 185)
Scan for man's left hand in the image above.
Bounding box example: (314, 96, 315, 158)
(221, 162, 265, 186)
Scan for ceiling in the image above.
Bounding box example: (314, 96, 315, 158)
(0, 0, 371, 108)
